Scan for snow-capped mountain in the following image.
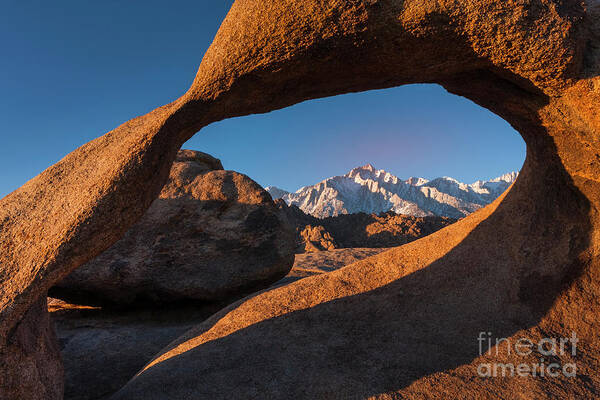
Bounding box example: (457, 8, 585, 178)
(264, 186, 290, 200)
(266, 165, 518, 219)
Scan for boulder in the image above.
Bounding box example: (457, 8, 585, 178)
(51, 150, 295, 306)
(173, 149, 224, 171)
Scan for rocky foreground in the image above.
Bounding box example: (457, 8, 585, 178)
(1, 1, 600, 399)
(44, 150, 429, 400)
(50, 248, 387, 400)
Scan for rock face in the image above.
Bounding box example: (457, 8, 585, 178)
(276, 199, 455, 252)
(269, 165, 519, 218)
(51, 150, 295, 306)
(1, 0, 600, 399)
(112, 1, 600, 399)
(0, 297, 63, 400)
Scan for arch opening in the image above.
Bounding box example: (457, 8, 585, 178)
(186, 83, 526, 221)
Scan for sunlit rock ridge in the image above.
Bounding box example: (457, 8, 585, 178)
(267, 165, 518, 219)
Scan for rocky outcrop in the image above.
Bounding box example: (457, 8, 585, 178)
(330, 211, 455, 248)
(276, 199, 455, 252)
(112, 1, 600, 399)
(51, 150, 295, 306)
(2, 0, 600, 399)
(298, 225, 338, 252)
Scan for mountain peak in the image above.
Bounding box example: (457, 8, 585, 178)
(269, 167, 519, 219)
(361, 163, 376, 171)
(492, 171, 519, 183)
(265, 186, 290, 200)
(347, 163, 376, 173)
(346, 163, 379, 178)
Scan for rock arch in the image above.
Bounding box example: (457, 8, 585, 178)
(1, 0, 599, 398)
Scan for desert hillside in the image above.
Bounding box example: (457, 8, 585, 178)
(275, 199, 456, 252)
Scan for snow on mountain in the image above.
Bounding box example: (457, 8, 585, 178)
(405, 177, 430, 186)
(265, 186, 290, 200)
(266, 165, 518, 219)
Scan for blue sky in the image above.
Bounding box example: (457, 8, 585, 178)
(0, 1, 525, 198)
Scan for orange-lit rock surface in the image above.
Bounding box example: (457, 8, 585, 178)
(1, 0, 599, 398)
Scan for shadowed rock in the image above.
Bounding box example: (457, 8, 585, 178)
(52, 248, 384, 400)
(1, 0, 599, 399)
(276, 200, 456, 252)
(48, 298, 227, 400)
(50, 150, 294, 307)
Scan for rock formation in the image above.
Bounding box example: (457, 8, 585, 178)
(52, 247, 383, 400)
(50, 246, 384, 400)
(298, 225, 338, 252)
(112, 1, 600, 399)
(50, 150, 295, 307)
(1, 0, 599, 399)
(276, 199, 456, 252)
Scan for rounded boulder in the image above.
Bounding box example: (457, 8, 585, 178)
(51, 150, 295, 306)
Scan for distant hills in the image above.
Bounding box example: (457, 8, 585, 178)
(267, 165, 518, 219)
(274, 199, 456, 253)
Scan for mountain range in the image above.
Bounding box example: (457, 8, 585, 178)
(266, 165, 518, 219)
